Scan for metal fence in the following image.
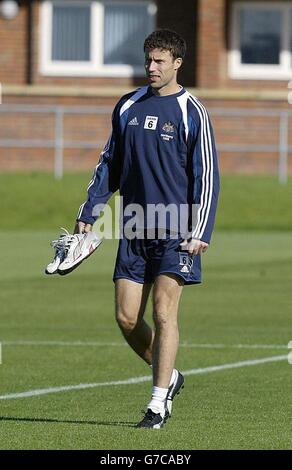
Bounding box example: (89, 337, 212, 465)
(211, 107, 290, 185)
(0, 104, 290, 183)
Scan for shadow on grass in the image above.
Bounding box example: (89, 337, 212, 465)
(0, 416, 136, 428)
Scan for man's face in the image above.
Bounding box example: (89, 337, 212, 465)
(144, 48, 182, 91)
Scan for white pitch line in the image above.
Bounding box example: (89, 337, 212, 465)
(181, 343, 288, 350)
(0, 354, 286, 401)
(2, 340, 128, 347)
(182, 355, 287, 376)
(1, 340, 288, 350)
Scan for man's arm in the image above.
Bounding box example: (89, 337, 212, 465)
(182, 102, 220, 255)
(75, 105, 122, 233)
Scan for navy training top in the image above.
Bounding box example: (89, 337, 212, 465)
(77, 86, 220, 243)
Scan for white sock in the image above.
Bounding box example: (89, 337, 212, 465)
(147, 386, 168, 416)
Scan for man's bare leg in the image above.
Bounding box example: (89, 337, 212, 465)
(152, 274, 183, 388)
(115, 278, 153, 365)
(115, 276, 184, 425)
(135, 273, 184, 425)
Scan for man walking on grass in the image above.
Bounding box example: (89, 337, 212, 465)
(75, 29, 219, 428)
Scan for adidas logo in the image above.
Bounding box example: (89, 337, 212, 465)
(180, 265, 190, 273)
(128, 117, 139, 126)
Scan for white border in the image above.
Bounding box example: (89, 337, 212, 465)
(229, 1, 292, 80)
(39, 0, 155, 77)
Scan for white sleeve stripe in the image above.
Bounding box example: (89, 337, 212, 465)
(78, 136, 109, 219)
(86, 130, 112, 193)
(85, 134, 110, 195)
(191, 99, 213, 239)
(194, 105, 210, 238)
(188, 95, 214, 239)
(200, 112, 214, 238)
(77, 164, 100, 220)
(176, 92, 189, 141)
(188, 96, 208, 238)
(86, 161, 102, 192)
(119, 86, 148, 117)
(190, 98, 212, 239)
(195, 98, 214, 238)
(77, 202, 85, 220)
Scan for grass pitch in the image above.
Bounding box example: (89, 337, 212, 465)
(0, 229, 291, 450)
(0, 174, 291, 449)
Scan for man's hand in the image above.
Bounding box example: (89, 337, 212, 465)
(74, 221, 93, 234)
(180, 238, 209, 255)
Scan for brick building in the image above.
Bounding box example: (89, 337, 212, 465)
(0, 0, 291, 176)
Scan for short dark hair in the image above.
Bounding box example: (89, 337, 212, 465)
(144, 29, 186, 60)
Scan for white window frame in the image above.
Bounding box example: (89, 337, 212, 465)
(229, 1, 292, 80)
(39, 0, 156, 77)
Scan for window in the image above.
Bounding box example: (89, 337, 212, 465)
(40, 0, 156, 77)
(229, 2, 292, 80)
(52, 5, 91, 61)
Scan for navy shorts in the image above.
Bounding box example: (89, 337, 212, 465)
(113, 235, 202, 285)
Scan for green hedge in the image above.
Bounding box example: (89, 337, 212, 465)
(1, 173, 291, 231)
